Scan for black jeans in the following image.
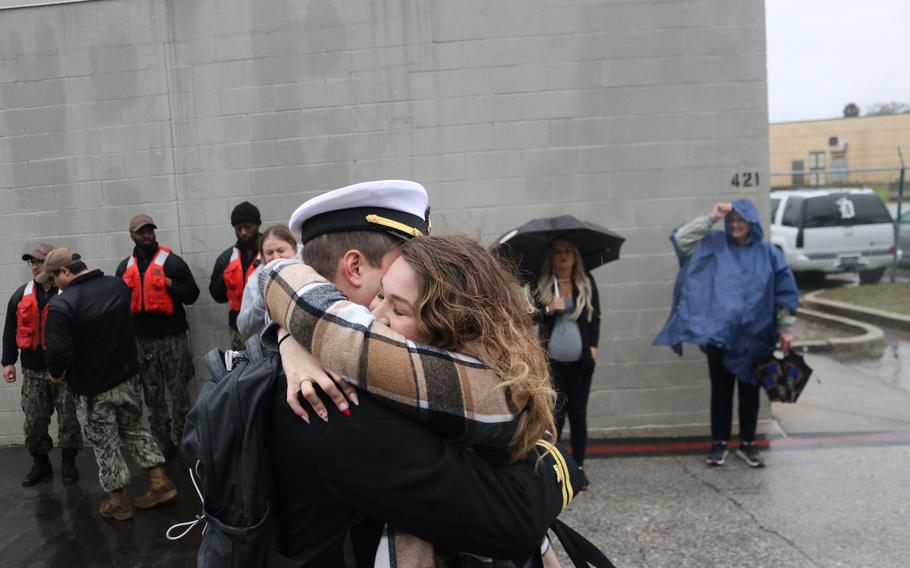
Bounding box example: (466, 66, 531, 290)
(705, 345, 760, 443)
(551, 360, 593, 466)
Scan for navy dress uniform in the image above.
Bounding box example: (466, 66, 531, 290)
(265, 181, 573, 566)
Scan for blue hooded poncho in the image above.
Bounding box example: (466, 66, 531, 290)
(653, 199, 799, 385)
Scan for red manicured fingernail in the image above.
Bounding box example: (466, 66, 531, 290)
(342, 408, 350, 416)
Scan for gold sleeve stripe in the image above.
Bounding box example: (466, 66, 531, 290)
(365, 214, 424, 238)
(536, 439, 574, 511)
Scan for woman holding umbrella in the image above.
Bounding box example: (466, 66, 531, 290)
(498, 215, 623, 479)
(536, 238, 601, 476)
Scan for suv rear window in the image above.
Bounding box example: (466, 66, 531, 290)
(770, 198, 781, 222)
(781, 197, 803, 227)
(803, 194, 892, 228)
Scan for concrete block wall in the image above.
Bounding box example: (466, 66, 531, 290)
(0, 0, 770, 445)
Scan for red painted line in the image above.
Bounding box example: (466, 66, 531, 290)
(583, 431, 910, 457)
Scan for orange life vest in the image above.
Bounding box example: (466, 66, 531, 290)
(122, 247, 175, 315)
(223, 247, 259, 312)
(16, 281, 52, 351)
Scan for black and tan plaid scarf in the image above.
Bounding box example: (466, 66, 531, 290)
(263, 259, 529, 449)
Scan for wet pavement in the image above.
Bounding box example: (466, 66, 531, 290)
(834, 329, 910, 394)
(0, 451, 200, 568)
(2, 348, 909, 567)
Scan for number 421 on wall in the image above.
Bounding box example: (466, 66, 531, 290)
(731, 172, 760, 187)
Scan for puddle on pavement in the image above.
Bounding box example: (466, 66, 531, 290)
(831, 329, 910, 394)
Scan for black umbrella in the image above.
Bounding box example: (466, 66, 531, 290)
(496, 215, 625, 280)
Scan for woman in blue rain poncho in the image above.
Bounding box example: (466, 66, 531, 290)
(654, 200, 799, 468)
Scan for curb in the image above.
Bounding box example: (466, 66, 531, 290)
(793, 307, 886, 353)
(804, 290, 910, 333)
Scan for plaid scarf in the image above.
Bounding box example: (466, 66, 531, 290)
(262, 259, 528, 448)
(262, 260, 562, 567)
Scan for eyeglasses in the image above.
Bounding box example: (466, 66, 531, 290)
(26, 259, 44, 267)
(727, 217, 749, 226)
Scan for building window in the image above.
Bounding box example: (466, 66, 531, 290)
(830, 152, 848, 184)
(791, 160, 805, 187)
(808, 151, 825, 186)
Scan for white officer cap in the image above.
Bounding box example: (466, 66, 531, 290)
(289, 180, 430, 244)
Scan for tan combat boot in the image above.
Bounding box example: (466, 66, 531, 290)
(134, 465, 178, 509)
(99, 488, 134, 520)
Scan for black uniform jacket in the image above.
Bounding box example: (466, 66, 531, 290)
(45, 270, 139, 396)
(208, 242, 258, 330)
(115, 245, 200, 338)
(537, 272, 601, 371)
(1, 281, 57, 371)
(268, 386, 567, 567)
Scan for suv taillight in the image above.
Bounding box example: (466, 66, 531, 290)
(889, 245, 896, 254)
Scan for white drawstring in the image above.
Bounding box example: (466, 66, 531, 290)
(166, 461, 207, 541)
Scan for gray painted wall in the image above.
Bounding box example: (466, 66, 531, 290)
(0, 0, 770, 444)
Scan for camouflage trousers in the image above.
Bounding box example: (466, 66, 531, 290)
(73, 375, 164, 493)
(21, 368, 83, 455)
(136, 333, 195, 445)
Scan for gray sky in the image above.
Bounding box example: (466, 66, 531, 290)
(765, 0, 910, 123)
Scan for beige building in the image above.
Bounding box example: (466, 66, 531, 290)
(769, 114, 910, 190)
(1, 0, 770, 443)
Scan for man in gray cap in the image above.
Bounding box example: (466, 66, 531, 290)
(209, 201, 262, 349)
(2, 243, 82, 487)
(115, 214, 200, 456)
(40, 248, 176, 521)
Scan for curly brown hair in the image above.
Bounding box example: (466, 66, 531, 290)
(398, 235, 555, 461)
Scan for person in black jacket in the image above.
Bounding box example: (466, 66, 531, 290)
(2, 243, 82, 487)
(115, 214, 199, 455)
(209, 201, 261, 350)
(40, 248, 177, 522)
(536, 238, 601, 475)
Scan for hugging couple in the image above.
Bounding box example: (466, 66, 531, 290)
(253, 180, 589, 567)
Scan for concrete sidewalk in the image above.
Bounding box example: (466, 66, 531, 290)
(0, 350, 908, 567)
(561, 351, 910, 567)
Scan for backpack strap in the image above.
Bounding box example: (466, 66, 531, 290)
(550, 519, 615, 568)
(204, 347, 227, 379)
(245, 333, 275, 362)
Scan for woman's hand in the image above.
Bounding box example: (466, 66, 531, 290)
(778, 331, 795, 353)
(279, 331, 359, 422)
(590, 346, 598, 359)
(709, 202, 733, 222)
(547, 297, 566, 314)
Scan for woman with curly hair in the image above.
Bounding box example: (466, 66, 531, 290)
(262, 234, 561, 566)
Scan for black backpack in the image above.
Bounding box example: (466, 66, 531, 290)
(174, 334, 307, 568)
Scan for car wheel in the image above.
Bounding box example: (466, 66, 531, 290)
(859, 267, 886, 285)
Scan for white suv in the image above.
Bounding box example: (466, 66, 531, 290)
(769, 188, 900, 284)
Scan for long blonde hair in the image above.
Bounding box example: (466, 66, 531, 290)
(536, 238, 594, 321)
(398, 235, 555, 461)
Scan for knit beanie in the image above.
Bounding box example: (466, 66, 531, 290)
(231, 201, 261, 226)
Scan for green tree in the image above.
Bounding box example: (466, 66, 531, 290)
(865, 101, 910, 116)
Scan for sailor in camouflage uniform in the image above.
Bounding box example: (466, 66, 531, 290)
(2, 243, 82, 486)
(115, 214, 199, 455)
(41, 248, 177, 521)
